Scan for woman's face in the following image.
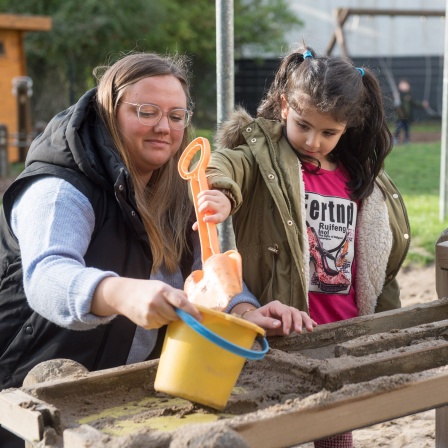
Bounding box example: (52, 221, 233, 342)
(281, 96, 346, 171)
(117, 75, 187, 183)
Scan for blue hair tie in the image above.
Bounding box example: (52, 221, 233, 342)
(356, 67, 365, 77)
(303, 50, 313, 59)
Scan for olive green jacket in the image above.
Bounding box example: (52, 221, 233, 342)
(207, 110, 410, 315)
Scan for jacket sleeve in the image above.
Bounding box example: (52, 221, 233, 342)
(375, 277, 401, 313)
(206, 145, 255, 214)
(374, 171, 411, 313)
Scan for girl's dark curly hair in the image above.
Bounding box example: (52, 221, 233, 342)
(257, 45, 393, 200)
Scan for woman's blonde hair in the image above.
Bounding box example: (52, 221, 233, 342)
(94, 52, 194, 273)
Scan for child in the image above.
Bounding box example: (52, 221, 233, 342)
(394, 78, 429, 145)
(203, 46, 410, 448)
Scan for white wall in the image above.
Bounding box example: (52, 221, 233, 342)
(283, 0, 445, 57)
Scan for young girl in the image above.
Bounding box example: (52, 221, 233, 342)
(203, 46, 410, 448)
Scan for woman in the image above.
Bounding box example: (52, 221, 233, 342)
(0, 52, 202, 393)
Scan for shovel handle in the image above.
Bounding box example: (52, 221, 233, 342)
(178, 137, 221, 262)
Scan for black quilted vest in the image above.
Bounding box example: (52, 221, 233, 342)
(0, 89, 155, 390)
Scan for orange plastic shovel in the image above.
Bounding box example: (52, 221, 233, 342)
(178, 137, 242, 311)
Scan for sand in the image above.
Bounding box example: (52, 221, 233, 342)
(2, 164, 442, 446)
(18, 263, 440, 448)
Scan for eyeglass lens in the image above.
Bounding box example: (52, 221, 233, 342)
(138, 104, 190, 130)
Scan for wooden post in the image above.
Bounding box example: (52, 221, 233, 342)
(0, 124, 8, 178)
(333, 8, 349, 58)
(325, 8, 444, 57)
(435, 229, 448, 447)
(12, 76, 32, 163)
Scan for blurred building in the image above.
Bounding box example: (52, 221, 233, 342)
(236, 0, 445, 121)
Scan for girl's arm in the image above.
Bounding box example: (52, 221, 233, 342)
(231, 301, 317, 336)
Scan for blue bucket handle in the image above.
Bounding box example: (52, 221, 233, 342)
(175, 308, 269, 360)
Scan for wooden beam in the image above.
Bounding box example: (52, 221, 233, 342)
(435, 229, 448, 446)
(0, 14, 52, 32)
(233, 371, 448, 447)
(325, 8, 445, 56)
(335, 319, 448, 357)
(334, 8, 349, 59)
(326, 8, 350, 56)
(341, 8, 444, 17)
(269, 298, 448, 352)
(0, 389, 45, 442)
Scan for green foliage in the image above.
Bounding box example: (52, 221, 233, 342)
(234, 0, 302, 56)
(385, 141, 448, 266)
(0, 0, 302, 127)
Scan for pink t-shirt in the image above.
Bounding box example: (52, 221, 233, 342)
(302, 163, 358, 324)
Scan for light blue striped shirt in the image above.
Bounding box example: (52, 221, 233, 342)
(11, 176, 259, 363)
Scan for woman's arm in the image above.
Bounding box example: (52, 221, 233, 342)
(12, 177, 201, 330)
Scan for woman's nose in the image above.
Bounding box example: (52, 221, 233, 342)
(154, 114, 170, 133)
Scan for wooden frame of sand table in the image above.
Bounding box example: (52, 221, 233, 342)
(2, 232, 448, 447)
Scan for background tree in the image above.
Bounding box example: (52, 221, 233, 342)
(0, 0, 302, 128)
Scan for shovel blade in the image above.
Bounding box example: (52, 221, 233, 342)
(185, 250, 243, 311)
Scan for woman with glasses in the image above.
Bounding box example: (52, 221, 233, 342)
(0, 51, 310, 417)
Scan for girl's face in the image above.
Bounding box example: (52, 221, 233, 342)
(281, 96, 347, 171)
(117, 75, 187, 184)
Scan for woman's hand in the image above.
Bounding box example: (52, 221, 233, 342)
(91, 277, 202, 329)
(232, 300, 317, 336)
(192, 189, 231, 230)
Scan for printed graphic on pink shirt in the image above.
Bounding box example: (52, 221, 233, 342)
(306, 192, 357, 294)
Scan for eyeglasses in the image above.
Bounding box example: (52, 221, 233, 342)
(122, 102, 192, 130)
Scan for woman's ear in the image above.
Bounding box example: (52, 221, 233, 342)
(280, 94, 288, 120)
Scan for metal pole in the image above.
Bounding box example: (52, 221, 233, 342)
(440, 0, 448, 221)
(216, 0, 236, 250)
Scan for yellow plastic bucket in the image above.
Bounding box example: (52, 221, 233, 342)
(154, 305, 269, 410)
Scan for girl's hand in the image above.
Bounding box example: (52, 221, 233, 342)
(192, 189, 231, 230)
(91, 277, 202, 329)
(232, 300, 317, 336)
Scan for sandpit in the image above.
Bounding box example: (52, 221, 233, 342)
(3, 298, 448, 447)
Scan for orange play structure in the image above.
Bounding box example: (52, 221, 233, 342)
(0, 13, 52, 163)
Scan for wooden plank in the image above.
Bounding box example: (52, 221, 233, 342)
(0, 14, 52, 31)
(323, 340, 448, 389)
(436, 406, 448, 448)
(343, 8, 445, 17)
(436, 231, 448, 297)
(335, 319, 448, 357)
(435, 230, 448, 447)
(269, 298, 448, 352)
(0, 389, 44, 442)
(233, 371, 448, 448)
(28, 360, 159, 401)
(326, 8, 350, 56)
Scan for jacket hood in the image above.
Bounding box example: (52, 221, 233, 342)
(26, 88, 123, 190)
(214, 107, 255, 149)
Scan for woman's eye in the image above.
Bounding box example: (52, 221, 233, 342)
(140, 111, 157, 118)
(169, 111, 186, 122)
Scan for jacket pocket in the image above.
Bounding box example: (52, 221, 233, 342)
(258, 244, 279, 304)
